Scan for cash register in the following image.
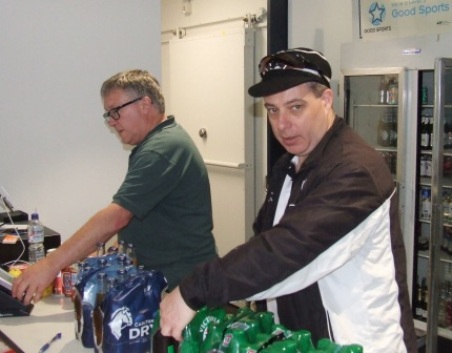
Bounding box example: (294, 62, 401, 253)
(0, 267, 34, 317)
(0, 192, 61, 317)
(0, 192, 61, 263)
(0, 222, 61, 263)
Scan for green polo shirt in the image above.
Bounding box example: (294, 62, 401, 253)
(112, 116, 217, 289)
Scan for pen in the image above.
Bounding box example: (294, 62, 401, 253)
(38, 332, 62, 353)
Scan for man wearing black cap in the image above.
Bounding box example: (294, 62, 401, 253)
(159, 48, 417, 353)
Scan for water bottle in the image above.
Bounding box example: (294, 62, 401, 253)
(126, 242, 137, 266)
(96, 242, 106, 257)
(28, 211, 45, 263)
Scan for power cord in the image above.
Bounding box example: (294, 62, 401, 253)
(0, 194, 27, 269)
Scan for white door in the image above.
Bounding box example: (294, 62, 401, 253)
(166, 27, 255, 255)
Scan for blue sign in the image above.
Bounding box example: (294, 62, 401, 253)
(360, 0, 452, 40)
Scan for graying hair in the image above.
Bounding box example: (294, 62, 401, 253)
(100, 69, 165, 114)
(307, 82, 329, 98)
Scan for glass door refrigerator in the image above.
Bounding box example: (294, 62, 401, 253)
(421, 58, 452, 353)
(342, 57, 452, 352)
(343, 69, 403, 186)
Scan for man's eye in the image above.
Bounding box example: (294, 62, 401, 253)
(266, 108, 277, 114)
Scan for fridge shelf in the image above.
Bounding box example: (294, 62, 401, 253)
(414, 320, 452, 340)
(375, 146, 397, 152)
(418, 218, 452, 230)
(419, 177, 452, 188)
(419, 150, 452, 156)
(438, 327, 452, 341)
(352, 104, 398, 108)
(419, 150, 432, 155)
(417, 249, 452, 264)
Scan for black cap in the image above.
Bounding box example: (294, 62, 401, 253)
(248, 47, 332, 97)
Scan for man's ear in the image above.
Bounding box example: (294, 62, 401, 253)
(321, 88, 334, 108)
(140, 96, 153, 113)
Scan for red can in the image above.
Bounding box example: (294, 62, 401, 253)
(62, 265, 78, 297)
(54, 271, 63, 295)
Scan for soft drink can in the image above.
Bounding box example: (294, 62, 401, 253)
(54, 270, 63, 295)
(62, 265, 78, 297)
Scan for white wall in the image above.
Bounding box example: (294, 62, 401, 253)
(161, 0, 268, 254)
(0, 1, 161, 240)
(161, 0, 268, 213)
(161, 0, 267, 30)
(289, 0, 354, 116)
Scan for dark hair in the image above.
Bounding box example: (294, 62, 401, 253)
(101, 69, 165, 113)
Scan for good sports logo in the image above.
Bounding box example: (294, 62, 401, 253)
(368, 2, 386, 26)
(363, 1, 391, 35)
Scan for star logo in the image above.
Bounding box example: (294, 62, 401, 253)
(368, 2, 386, 26)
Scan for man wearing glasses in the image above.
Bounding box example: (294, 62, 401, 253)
(13, 69, 217, 304)
(159, 48, 417, 353)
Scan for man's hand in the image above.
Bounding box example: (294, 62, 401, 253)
(159, 286, 196, 341)
(12, 259, 58, 305)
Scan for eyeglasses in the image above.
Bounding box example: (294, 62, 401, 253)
(103, 96, 144, 122)
(259, 52, 329, 85)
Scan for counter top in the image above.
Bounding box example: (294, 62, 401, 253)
(0, 295, 91, 352)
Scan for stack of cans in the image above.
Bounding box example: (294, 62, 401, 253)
(153, 306, 363, 353)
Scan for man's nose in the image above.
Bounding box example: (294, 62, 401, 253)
(277, 113, 290, 130)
